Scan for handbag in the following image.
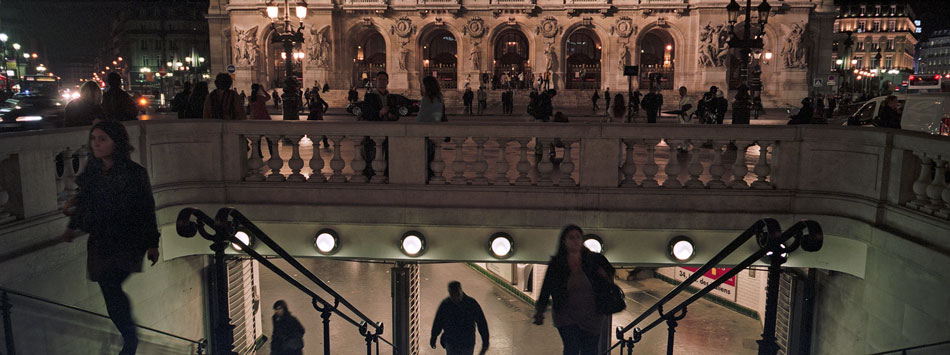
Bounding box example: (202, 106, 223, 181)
(596, 281, 627, 315)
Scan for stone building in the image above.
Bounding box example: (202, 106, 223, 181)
(208, 0, 836, 106)
(829, 1, 917, 94)
(918, 29, 950, 76)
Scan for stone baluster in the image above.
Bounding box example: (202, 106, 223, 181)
(327, 136, 347, 183)
(662, 139, 683, 188)
(471, 137, 489, 185)
(61, 147, 78, 199)
(621, 139, 638, 187)
(558, 138, 576, 186)
(907, 152, 933, 210)
(349, 137, 368, 183)
(492, 138, 511, 186)
(514, 138, 532, 186)
(451, 137, 468, 185)
(286, 135, 306, 182)
(536, 138, 555, 187)
(245, 135, 266, 181)
(265, 135, 285, 182)
(0, 154, 13, 223)
(308, 135, 326, 183)
(429, 138, 447, 184)
(730, 141, 751, 189)
(370, 136, 388, 184)
(922, 156, 948, 214)
(641, 139, 661, 188)
(751, 141, 773, 189)
(75, 145, 90, 177)
(685, 140, 705, 189)
(706, 141, 729, 189)
(941, 162, 950, 219)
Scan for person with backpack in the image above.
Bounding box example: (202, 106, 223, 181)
(203, 73, 247, 120)
(101, 72, 138, 122)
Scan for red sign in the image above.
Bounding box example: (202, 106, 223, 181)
(682, 267, 736, 287)
(158, 67, 167, 76)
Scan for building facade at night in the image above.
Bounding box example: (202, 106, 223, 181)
(208, 0, 837, 106)
(95, 1, 210, 94)
(829, 2, 917, 94)
(917, 29, 950, 76)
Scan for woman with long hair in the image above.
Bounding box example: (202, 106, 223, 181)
(609, 93, 626, 123)
(184, 81, 209, 118)
(534, 225, 616, 355)
(61, 121, 160, 355)
(64, 81, 105, 127)
(249, 83, 271, 120)
(416, 75, 445, 122)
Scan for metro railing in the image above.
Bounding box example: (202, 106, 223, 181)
(176, 207, 395, 355)
(0, 286, 206, 355)
(608, 219, 824, 355)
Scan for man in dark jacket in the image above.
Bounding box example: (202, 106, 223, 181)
(271, 300, 305, 355)
(874, 95, 902, 129)
(604, 88, 611, 113)
(359, 71, 395, 178)
(641, 86, 662, 123)
(591, 90, 600, 112)
(101, 73, 138, 121)
(171, 82, 192, 119)
(788, 97, 814, 125)
(463, 87, 474, 115)
(430, 281, 490, 355)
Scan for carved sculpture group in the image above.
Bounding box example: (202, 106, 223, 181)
(698, 23, 730, 68)
(782, 23, 807, 69)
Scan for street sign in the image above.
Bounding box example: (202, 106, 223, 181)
(813, 79, 823, 87)
(158, 67, 167, 76)
(828, 74, 836, 82)
(227, 65, 236, 74)
(827, 80, 836, 86)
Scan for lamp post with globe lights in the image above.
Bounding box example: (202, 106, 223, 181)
(726, 0, 771, 93)
(265, 0, 308, 120)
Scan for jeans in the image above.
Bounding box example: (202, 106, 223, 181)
(445, 344, 475, 355)
(557, 324, 598, 355)
(98, 269, 137, 355)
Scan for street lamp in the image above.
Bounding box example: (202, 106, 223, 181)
(727, 0, 770, 123)
(265, 0, 308, 120)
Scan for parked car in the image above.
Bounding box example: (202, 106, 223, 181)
(845, 93, 950, 135)
(345, 94, 420, 119)
(0, 95, 66, 131)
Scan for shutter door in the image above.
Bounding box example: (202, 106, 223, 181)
(227, 259, 263, 354)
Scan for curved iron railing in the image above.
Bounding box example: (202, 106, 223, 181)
(608, 219, 824, 355)
(0, 286, 206, 355)
(176, 207, 395, 355)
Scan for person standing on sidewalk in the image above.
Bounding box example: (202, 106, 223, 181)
(603, 88, 611, 115)
(463, 87, 475, 115)
(62, 121, 160, 355)
(430, 281, 490, 355)
(641, 86, 662, 123)
(477, 87, 487, 115)
(591, 90, 600, 112)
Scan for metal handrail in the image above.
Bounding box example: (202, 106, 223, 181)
(0, 286, 205, 350)
(176, 207, 395, 355)
(868, 340, 950, 355)
(609, 219, 824, 355)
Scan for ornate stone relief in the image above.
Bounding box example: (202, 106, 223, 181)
(233, 25, 259, 66)
(399, 48, 410, 71)
(470, 41, 482, 71)
(698, 23, 730, 68)
(782, 22, 808, 69)
(463, 17, 486, 39)
(619, 43, 631, 71)
(361, 18, 374, 28)
(308, 27, 331, 68)
(580, 17, 594, 28)
(507, 17, 517, 26)
(392, 16, 416, 39)
(544, 43, 557, 73)
(610, 17, 637, 38)
(537, 17, 562, 39)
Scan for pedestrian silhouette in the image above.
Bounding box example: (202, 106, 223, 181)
(430, 281, 490, 355)
(271, 300, 305, 355)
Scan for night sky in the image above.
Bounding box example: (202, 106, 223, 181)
(4, 0, 949, 73)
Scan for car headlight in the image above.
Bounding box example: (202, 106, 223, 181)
(15, 116, 43, 122)
(0, 108, 10, 113)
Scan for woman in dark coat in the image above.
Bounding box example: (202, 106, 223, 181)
(64, 81, 106, 127)
(62, 121, 160, 355)
(533, 225, 616, 355)
(184, 81, 209, 118)
(271, 300, 305, 355)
